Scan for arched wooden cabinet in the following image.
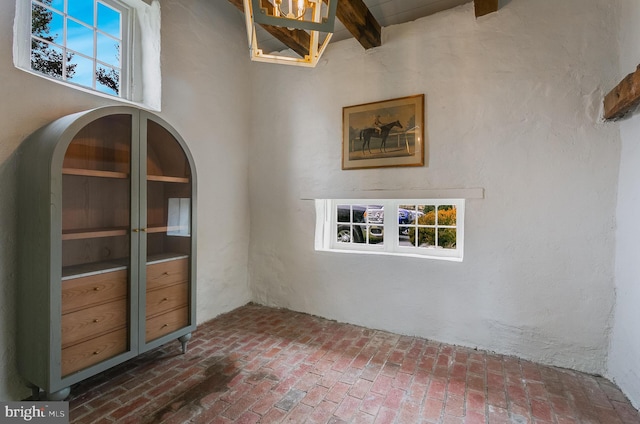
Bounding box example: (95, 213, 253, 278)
(17, 106, 197, 400)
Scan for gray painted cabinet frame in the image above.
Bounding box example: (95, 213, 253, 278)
(17, 106, 197, 400)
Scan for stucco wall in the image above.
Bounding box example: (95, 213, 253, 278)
(0, 0, 251, 400)
(1, 0, 635, 406)
(247, 0, 621, 375)
(610, 0, 640, 409)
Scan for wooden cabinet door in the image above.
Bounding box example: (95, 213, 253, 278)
(141, 116, 194, 346)
(60, 114, 135, 377)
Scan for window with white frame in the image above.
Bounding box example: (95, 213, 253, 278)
(14, 0, 162, 110)
(315, 199, 465, 261)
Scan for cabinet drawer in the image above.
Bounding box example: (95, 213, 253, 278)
(62, 299, 128, 348)
(146, 258, 188, 291)
(62, 327, 127, 377)
(145, 306, 188, 342)
(146, 283, 188, 318)
(62, 270, 127, 314)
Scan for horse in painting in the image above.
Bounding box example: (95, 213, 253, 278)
(359, 120, 403, 154)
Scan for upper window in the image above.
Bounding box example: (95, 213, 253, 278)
(315, 199, 465, 261)
(14, 0, 162, 110)
(30, 0, 128, 96)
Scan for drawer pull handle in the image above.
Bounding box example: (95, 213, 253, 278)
(163, 272, 169, 276)
(162, 324, 169, 328)
(162, 297, 169, 302)
(93, 319, 99, 323)
(93, 351, 100, 355)
(93, 287, 100, 291)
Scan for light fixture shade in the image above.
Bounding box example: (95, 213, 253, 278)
(250, 0, 337, 33)
(242, 0, 337, 67)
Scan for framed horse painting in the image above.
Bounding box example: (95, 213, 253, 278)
(342, 94, 425, 170)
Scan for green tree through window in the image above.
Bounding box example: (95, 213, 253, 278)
(31, 1, 76, 79)
(30, 0, 121, 95)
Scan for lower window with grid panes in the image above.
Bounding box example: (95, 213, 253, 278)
(315, 199, 465, 261)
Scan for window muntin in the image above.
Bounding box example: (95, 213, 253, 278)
(318, 199, 464, 261)
(16, 0, 162, 110)
(398, 204, 458, 249)
(336, 204, 384, 246)
(30, 0, 127, 96)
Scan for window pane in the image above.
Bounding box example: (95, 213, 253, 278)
(32, 3, 64, 44)
(49, 0, 65, 12)
(418, 227, 435, 247)
(326, 199, 463, 259)
(352, 205, 366, 223)
(369, 225, 383, 244)
(68, 0, 94, 25)
(67, 20, 94, 57)
(23, 0, 139, 103)
(421, 205, 435, 225)
(96, 64, 119, 95)
(399, 226, 411, 246)
(97, 33, 120, 66)
(337, 225, 351, 243)
(67, 54, 94, 88)
(97, 2, 121, 38)
(31, 40, 64, 78)
(398, 205, 415, 225)
(354, 225, 366, 244)
(337, 205, 350, 223)
(438, 228, 457, 249)
(407, 227, 417, 246)
(438, 205, 457, 225)
(366, 206, 384, 224)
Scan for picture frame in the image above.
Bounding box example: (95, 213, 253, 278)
(342, 94, 425, 170)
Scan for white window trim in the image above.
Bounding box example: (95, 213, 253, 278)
(315, 198, 465, 261)
(13, 0, 161, 111)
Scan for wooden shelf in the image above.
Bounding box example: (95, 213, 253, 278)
(147, 175, 189, 183)
(62, 227, 129, 241)
(147, 253, 189, 265)
(62, 262, 128, 280)
(146, 225, 189, 234)
(63, 168, 129, 179)
(62, 259, 128, 280)
(61, 253, 188, 280)
(63, 170, 189, 182)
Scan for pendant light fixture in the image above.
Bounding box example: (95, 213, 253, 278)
(242, 0, 338, 67)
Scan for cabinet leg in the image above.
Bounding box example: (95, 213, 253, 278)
(46, 387, 71, 401)
(26, 382, 41, 400)
(178, 333, 192, 354)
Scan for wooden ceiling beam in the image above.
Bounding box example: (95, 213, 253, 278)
(604, 64, 640, 120)
(230, 0, 382, 57)
(474, 0, 499, 18)
(335, 0, 381, 50)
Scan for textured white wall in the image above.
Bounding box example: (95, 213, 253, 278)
(1, 0, 635, 406)
(0, 0, 251, 400)
(248, 0, 621, 375)
(610, 0, 640, 409)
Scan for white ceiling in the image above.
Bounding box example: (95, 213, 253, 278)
(331, 0, 471, 43)
(250, 0, 472, 53)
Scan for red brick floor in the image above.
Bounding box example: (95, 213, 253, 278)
(68, 303, 640, 423)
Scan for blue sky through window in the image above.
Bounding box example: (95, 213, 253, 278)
(67, 20, 93, 56)
(98, 3, 121, 38)
(31, 0, 122, 95)
(50, 0, 64, 11)
(67, 0, 94, 25)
